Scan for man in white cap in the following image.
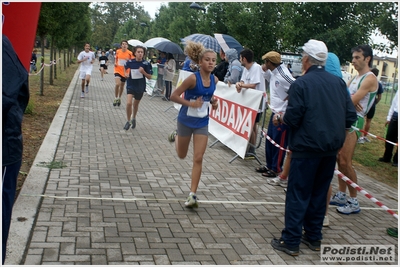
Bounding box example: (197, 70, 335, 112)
(270, 39, 357, 256)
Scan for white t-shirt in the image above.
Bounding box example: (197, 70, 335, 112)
(263, 63, 295, 113)
(77, 51, 95, 72)
(241, 62, 266, 112)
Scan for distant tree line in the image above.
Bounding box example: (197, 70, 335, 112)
(35, 2, 398, 93)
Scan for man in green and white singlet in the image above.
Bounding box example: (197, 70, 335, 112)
(330, 44, 378, 215)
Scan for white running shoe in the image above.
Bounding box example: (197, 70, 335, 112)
(168, 130, 177, 142)
(184, 193, 198, 208)
(323, 216, 329, 227)
(357, 137, 365, 144)
(267, 176, 288, 188)
(337, 201, 361, 215)
(329, 192, 347, 206)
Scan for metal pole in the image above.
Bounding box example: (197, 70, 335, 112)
(391, 58, 397, 103)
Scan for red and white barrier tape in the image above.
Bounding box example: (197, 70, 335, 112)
(262, 132, 398, 219)
(351, 126, 398, 146)
(29, 58, 62, 76)
(334, 170, 398, 220)
(261, 129, 291, 153)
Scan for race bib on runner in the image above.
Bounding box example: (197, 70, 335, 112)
(131, 69, 143, 79)
(100, 60, 106, 64)
(187, 100, 209, 118)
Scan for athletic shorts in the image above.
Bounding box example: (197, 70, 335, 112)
(114, 73, 126, 83)
(127, 88, 144, 100)
(79, 70, 92, 79)
(349, 116, 365, 139)
(177, 121, 208, 137)
(366, 103, 376, 119)
(100, 64, 108, 70)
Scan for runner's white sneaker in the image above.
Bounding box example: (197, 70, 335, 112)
(330, 192, 347, 206)
(337, 201, 360, 215)
(168, 130, 177, 142)
(184, 193, 198, 208)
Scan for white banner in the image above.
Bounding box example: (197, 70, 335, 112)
(209, 82, 263, 158)
(145, 79, 157, 95)
(174, 70, 264, 159)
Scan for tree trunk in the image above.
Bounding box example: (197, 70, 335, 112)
(59, 49, 62, 73)
(39, 36, 45, 96)
(53, 47, 57, 80)
(49, 39, 54, 85)
(64, 49, 67, 70)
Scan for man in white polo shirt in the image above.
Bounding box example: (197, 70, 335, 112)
(236, 48, 266, 158)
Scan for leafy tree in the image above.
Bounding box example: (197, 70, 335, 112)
(361, 2, 398, 54)
(152, 2, 200, 44)
(90, 2, 147, 48)
(280, 2, 377, 64)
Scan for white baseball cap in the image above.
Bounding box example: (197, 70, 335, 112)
(302, 39, 328, 61)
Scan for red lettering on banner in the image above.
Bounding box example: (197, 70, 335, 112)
(210, 96, 256, 139)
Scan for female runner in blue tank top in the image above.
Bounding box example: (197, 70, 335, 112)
(169, 41, 219, 208)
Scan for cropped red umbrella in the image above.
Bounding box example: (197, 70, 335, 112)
(153, 41, 184, 55)
(214, 33, 243, 55)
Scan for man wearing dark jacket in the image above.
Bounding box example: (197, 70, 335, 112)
(270, 39, 357, 256)
(212, 48, 229, 81)
(2, 34, 30, 264)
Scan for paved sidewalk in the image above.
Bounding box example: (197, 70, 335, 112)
(5, 64, 398, 265)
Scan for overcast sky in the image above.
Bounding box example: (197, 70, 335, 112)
(141, 1, 165, 19)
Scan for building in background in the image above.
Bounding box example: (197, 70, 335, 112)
(347, 55, 398, 91)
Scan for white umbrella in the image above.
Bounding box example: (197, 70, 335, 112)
(144, 37, 171, 48)
(127, 39, 145, 47)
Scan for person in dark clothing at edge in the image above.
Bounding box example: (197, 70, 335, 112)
(270, 39, 357, 256)
(2, 34, 30, 264)
(212, 48, 229, 81)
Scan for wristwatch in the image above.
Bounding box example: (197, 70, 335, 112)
(276, 114, 281, 123)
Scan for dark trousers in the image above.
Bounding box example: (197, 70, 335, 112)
(265, 113, 289, 173)
(281, 155, 336, 247)
(383, 112, 398, 163)
(165, 80, 172, 100)
(2, 161, 21, 264)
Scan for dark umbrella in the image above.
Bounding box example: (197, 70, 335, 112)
(214, 33, 243, 56)
(153, 41, 184, 55)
